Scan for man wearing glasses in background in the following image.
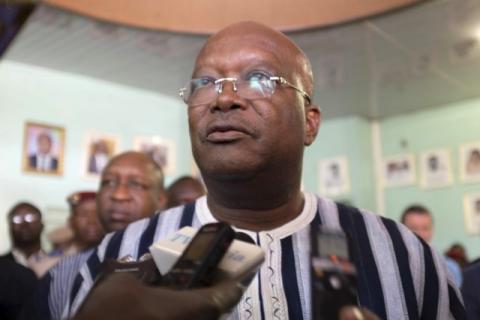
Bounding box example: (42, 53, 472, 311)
(0, 202, 47, 277)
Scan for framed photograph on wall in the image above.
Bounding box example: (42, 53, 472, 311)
(22, 122, 65, 176)
(83, 133, 119, 178)
(460, 142, 480, 183)
(133, 136, 176, 175)
(463, 192, 480, 235)
(382, 154, 416, 187)
(419, 149, 453, 189)
(318, 157, 350, 197)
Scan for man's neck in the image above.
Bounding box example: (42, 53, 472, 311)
(205, 177, 304, 232)
(13, 243, 42, 259)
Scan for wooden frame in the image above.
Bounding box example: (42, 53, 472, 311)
(22, 121, 65, 176)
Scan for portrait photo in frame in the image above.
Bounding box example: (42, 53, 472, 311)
(83, 133, 119, 178)
(463, 192, 480, 235)
(459, 142, 480, 183)
(382, 154, 416, 187)
(419, 149, 453, 189)
(133, 136, 176, 175)
(318, 157, 350, 197)
(22, 122, 65, 176)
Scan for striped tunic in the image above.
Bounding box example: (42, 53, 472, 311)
(65, 192, 465, 320)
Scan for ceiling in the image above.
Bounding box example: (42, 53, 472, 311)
(42, 0, 419, 33)
(4, 0, 480, 119)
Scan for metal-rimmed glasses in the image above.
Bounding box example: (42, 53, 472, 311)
(179, 76, 311, 107)
(11, 213, 40, 224)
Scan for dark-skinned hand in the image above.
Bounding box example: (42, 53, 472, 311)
(73, 272, 244, 320)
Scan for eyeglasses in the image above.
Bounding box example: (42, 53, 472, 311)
(11, 213, 40, 224)
(179, 76, 311, 107)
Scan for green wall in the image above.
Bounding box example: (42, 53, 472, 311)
(1, 59, 479, 260)
(0, 61, 192, 252)
(303, 116, 376, 211)
(380, 98, 480, 258)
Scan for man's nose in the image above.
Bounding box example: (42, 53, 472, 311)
(212, 80, 245, 113)
(111, 182, 132, 201)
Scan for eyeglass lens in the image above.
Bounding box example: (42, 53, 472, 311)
(11, 213, 39, 224)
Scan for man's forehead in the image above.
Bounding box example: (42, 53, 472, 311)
(194, 24, 310, 86)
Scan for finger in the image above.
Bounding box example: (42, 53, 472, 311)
(338, 306, 379, 320)
(207, 280, 245, 314)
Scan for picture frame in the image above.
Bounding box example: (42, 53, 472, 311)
(22, 122, 65, 176)
(83, 133, 119, 178)
(318, 157, 350, 197)
(382, 154, 416, 187)
(419, 149, 453, 189)
(463, 192, 480, 235)
(459, 142, 480, 183)
(133, 136, 176, 175)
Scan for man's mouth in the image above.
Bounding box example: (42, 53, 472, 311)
(206, 124, 251, 143)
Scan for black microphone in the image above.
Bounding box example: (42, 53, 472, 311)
(310, 226, 358, 320)
(163, 222, 236, 289)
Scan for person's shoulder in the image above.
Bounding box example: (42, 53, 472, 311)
(464, 260, 480, 277)
(0, 251, 15, 261)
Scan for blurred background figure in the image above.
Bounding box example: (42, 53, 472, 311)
(445, 242, 469, 270)
(166, 175, 205, 208)
(1, 202, 47, 277)
(401, 204, 462, 286)
(66, 191, 104, 253)
(33, 191, 105, 277)
(24, 151, 168, 320)
(0, 258, 37, 320)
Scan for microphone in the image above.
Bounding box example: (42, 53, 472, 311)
(149, 226, 264, 284)
(310, 226, 358, 319)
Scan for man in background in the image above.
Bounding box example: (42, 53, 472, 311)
(28, 131, 58, 172)
(1, 202, 47, 277)
(33, 191, 105, 277)
(25, 151, 167, 320)
(166, 175, 205, 208)
(401, 204, 462, 286)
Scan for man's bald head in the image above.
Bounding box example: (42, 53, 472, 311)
(196, 21, 314, 99)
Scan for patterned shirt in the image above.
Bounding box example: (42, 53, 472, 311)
(65, 193, 465, 319)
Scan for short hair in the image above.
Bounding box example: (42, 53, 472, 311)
(7, 202, 42, 220)
(167, 176, 202, 192)
(400, 204, 431, 224)
(103, 151, 165, 192)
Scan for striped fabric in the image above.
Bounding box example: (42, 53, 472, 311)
(64, 192, 465, 320)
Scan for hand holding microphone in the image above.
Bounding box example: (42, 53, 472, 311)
(73, 272, 245, 320)
(75, 223, 264, 319)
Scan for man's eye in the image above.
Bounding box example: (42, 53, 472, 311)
(191, 78, 215, 91)
(246, 72, 271, 82)
(128, 181, 149, 190)
(100, 179, 116, 188)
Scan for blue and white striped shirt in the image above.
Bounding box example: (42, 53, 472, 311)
(65, 192, 465, 319)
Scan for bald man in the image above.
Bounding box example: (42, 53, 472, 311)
(67, 22, 464, 319)
(25, 152, 167, 320)
(166, 175, 205, 208)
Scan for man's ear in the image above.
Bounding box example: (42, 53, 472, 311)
(304, 105, 321, 146)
